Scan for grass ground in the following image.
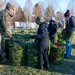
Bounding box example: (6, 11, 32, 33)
(0, 32, 75, 75)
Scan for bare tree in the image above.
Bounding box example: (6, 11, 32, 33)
(43, 0, 60, 21)
(67, 0, 75, 16)
(46, 0, 60, 11)
(33, 1, 45, 17)
(56, 11, 64, 21)
(32, 1, 45, 22)
(33, 3, 42, 20)
(23, 0, 33, 22)
(0, 0, 5, 10)
(38, 1, 45, 16)
(15, 6, 22, 21)
(44, 5, 55, 21)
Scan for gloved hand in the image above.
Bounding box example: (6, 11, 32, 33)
(62, 29, 66, 34)
(28, 35, 35, 39)
(34, 39, 37, 42)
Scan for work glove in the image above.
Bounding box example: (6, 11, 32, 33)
(28, 35, 35, 39)
(62, 29, 66, 34)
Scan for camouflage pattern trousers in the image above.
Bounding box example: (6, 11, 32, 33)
(0, 33, 6, 57)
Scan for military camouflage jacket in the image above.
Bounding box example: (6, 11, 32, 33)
(0, 9, 13, 37)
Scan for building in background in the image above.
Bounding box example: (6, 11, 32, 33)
(14, 22, 39, 29)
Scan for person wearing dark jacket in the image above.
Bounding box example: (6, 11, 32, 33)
(48, 17, 58, 44)
(64, 10, 74, 58)
(30, 16, 49, 69)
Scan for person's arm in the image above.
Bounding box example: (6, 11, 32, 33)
(31, 27, 47, 39)
(2, 11, 12, 38)
(70, 17, 75, 28)
(66, 17, 74, 32)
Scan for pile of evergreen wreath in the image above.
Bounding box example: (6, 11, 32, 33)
(49, 43, 64, 64)
(5, 39, 25, 66)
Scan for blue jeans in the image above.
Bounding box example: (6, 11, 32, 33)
(66, 39, 72, 57)
(65, 30, 74, 57)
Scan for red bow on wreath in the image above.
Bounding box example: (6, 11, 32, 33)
(55, 43, 62, 48)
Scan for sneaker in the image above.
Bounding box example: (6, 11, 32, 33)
(64, 54, 70, 59)
(2, 57, 9, 64)
(69, 54, 72, 56)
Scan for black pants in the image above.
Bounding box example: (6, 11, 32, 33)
(38, 46, 49, 68)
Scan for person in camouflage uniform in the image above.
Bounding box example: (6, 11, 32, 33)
(0, 2, 14, 65)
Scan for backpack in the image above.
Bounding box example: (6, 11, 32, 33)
(0, 10, 5, 32)
(70, 16, 75, 27)
(66, 16, 75, 32)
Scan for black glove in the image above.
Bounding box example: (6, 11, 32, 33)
(29, 35, 35, 39)
(34, 39, 37, 42)
(62, 29, 66, 34)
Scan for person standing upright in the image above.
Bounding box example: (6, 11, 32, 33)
(30, 16, 49, 69)
(0, 2, 15, 66)
(64, 10, 75, 58)
(48, 17, 58, 44)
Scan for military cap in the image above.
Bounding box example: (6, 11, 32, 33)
(6, 2, 14, 10)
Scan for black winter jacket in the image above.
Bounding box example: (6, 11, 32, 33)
(48, 21, 58, 37)
(66, 16, 75, 32)
(33, 22, 49, 47)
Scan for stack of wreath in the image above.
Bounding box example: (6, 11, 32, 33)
(49, 43, 64, 64)
(5, 39, 25, 66)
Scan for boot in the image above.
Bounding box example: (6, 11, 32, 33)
(35, 65, 43, 69)
(43, 64, 49, 69)
(2, 57, 9, 64)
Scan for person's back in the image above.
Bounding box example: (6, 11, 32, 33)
(66, 16, 75, 32)
(48, 21, 58, 37)
(37, 22, 49, 47)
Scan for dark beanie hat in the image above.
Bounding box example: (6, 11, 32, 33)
(64, 10, 70, 17)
